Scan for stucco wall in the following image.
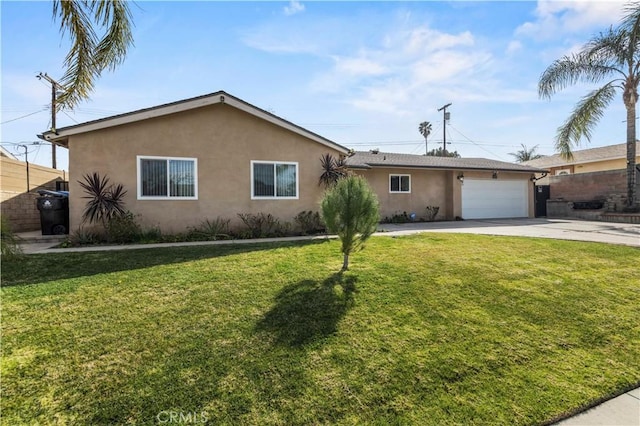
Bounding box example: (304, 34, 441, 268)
(352, 168, 534, 220)
(353, 168, 452, 220)
(68, 104, 343, 233)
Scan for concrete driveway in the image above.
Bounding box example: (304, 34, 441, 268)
(377, 218, 640, 247)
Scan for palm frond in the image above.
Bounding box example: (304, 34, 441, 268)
(555, 83, 617, 160)
(583, 27, 630, 66)
(54, 0, 133, 109)
(538, 53, 620, 99)
(621, 1, 640, 43)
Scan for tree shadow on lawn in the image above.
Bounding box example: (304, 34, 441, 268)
(74, 274, 359, 424)
(1, 239, 328, 287)
(255, 273, 357, 347)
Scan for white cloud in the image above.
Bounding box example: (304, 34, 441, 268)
(284, 1, 305, 16)
(516, 0, 625, 40)
(333, 56, 388, 77)
(309, 25, 510, 115)
(506, 40, 522, 55)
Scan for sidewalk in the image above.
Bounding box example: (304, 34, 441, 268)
(552, 387, 640, 425)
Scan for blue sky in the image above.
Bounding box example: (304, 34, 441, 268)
(0, 1, 629, 171)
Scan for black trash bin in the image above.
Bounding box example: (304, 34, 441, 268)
(36, 190, 69, 235)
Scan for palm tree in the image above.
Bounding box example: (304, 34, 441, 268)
(538, 6, 639, 210)
(419, 121, 432, 156)
(53, 0, 134, 109)
(509, 144, 543, 163)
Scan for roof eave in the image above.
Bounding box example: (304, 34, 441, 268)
(358, 162, 547, 173)
(39, 91, 348, 154)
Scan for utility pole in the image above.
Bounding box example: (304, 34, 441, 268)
(37, 72, 63, 169)
(437, 103, 452, 155)
(19, 144, 29, 192)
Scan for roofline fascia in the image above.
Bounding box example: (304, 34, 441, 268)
(40, 91, 349, 154)
(354, 163, 547, 173)
(527, 153, 637, 169)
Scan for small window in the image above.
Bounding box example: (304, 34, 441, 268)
(252, 161, 298, 199)
(137, 156, 197, 200)
(555, 169, 571, 176)
(390, 174, 411, 193)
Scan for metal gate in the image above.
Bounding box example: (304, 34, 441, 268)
(535, 185, 550, 217)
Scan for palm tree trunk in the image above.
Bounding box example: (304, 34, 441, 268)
(626, 103, 638, 209)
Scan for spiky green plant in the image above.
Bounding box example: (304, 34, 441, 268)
(78, 172, 128, 226)
(319, 153, 350, 188)
(321, 175, 380, 271)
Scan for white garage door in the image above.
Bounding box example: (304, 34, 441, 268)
(462, 179, 529, 219)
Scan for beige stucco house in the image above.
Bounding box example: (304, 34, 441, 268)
(524, 143, 639, 184)
(40, 92, 349, 233)
(347, 151, 544, 220)
(40, 91, 545, 234)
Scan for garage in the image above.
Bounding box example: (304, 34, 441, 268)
(462, 179, 529, 219)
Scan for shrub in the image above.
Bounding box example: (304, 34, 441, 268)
(105, 211, 141, 243)
(138, 227, 163, 243)
(237, 213, 291, 238)
(187, 218, 231, 241)
(425, 206, 440, 221)
(69, 227, 104, 246)
(294, 210, 325, 235)
(1, 217, 23, 260)
(389, 212, 410, 223)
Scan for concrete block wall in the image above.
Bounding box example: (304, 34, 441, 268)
(0, 191, 43, 232)
(1, 157, 68, 232)
(549, 169, 630, 202)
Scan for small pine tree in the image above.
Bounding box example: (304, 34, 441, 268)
(321, 175, 380, 271)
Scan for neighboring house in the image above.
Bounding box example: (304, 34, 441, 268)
(39, 91, 546, 234)
(347, 151, 545, 220)
(0, 151, 68, 232)
(523, 143, 639, 183)
(40, 91, 349, 233)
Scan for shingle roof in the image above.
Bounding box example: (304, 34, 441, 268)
(346, 151, 546, 173)
(523, 143, 631, 168)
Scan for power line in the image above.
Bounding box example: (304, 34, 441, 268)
(448, 124, 508, 161)
(0, 109, 47, 124)
(63, 110, 79, 124)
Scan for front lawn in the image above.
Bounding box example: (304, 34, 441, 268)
(2, 234, 639, 425)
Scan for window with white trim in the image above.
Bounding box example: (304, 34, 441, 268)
(251, 161, 298, 199)
(137, 156, 197, 199)
(389, 174, 411, 193)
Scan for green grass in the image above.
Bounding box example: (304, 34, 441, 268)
(2, 234, 639, 425)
